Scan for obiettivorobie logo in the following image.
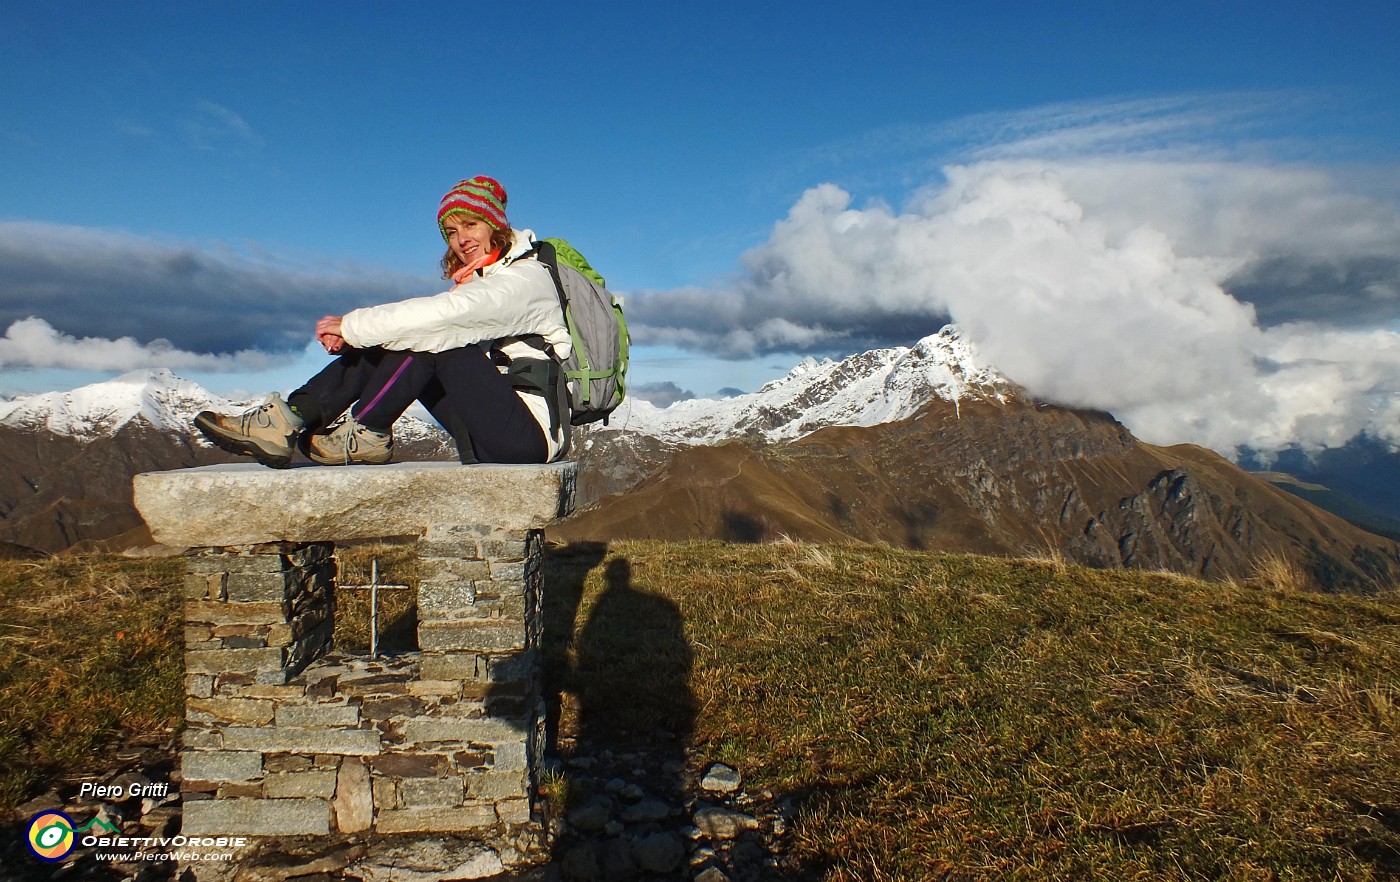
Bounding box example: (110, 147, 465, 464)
(24, 808, 247, 865)
(25, 811, 120, 862)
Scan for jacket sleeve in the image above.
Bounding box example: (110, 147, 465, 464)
(339, 260, 563, 353)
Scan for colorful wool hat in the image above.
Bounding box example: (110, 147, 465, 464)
(437, 176, 509, 240)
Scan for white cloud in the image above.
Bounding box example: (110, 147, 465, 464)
(626, 145, 1400, 456)
(186, 100, 263, 151)
(0, 317, 286, 372)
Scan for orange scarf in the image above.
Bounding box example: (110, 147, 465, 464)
(451, 249, 502, 285)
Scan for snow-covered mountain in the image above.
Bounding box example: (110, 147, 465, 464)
(0, 369, 451, 553)
(595, 325, 1013, 447)
(0, 325, 1008, 448)
(2, 327, 1396, 594)
(0, 368, 222, 439)
(0, 325, 1014, 553)
(0, 368, 448, 444)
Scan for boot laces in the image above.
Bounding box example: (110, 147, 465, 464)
(338, 422, 360, 464)
(331, 419, 373, 465)
(240, 400, 278, 434)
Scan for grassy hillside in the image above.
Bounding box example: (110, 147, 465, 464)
(0, 555, 185, 806)
(2, 543, 1397, 880)
(549, 541, 1400, 880)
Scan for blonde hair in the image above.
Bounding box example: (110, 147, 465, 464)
(440, 222, 514, 279)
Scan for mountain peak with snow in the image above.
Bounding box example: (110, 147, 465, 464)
(0, 369, 448, 444)
(0, 325, 1011, 449)
(598, 325, 1015, 446)
(0, 368, 229, 438)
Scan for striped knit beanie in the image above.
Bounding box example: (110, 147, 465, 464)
(437, 176, 509, 240)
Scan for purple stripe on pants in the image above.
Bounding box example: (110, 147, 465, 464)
(353, 354, 414, 421)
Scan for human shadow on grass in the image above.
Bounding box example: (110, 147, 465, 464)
(538, 544, 835, 880)
(540, 545, 697, 877)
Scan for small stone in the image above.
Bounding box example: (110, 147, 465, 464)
(444, 849, 505, 880)
(13, 791, 63, 816)
(695, 867, 731, 882)
(604, 777, 627, 794)
(349, 839, 502, 882)
(567, 794, 614, 832)
(142, 806, 181, 838)
(333, 758, 373, 833)
(700, 763, 742, 794)
(629, 830, 685, 874)
(107, 771, 152, 801)
(621, 797, 672, 824)
(690, 845, 718, 865)
(604, 820, 625, 837)
(620, 783, 645, 801)
(693, 806, 760, 840)
(96, 803, 129, 828)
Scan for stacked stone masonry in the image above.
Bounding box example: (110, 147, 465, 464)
(179, 529, 547, 844)
(133, 461, 575, 870)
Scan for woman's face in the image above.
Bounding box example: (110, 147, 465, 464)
(443, 213, 495, 265)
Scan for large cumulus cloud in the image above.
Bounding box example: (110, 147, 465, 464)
(625, 157, 1400, 454)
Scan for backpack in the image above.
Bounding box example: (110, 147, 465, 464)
(533, 238, 630, 425)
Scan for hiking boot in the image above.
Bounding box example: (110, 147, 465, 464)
(194, 392, 304, 469)
(299, 417, 393, 466)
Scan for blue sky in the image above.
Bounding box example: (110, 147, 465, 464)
(3, 1, 1400, 455)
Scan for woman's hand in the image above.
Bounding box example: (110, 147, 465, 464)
(316, 315, 345, 354)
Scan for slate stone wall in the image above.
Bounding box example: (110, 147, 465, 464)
(178, 528, 545, 851)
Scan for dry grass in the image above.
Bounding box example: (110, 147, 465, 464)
(547, 539, 1400, 881)
(1250, 552, 1311, 593)
(0, 555, 184, 807)
(3, 540, 1397, 881)
(334, 542, 419, 653)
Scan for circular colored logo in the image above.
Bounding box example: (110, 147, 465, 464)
(26, 810, 76, 862)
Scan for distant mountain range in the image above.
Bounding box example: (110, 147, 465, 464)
(1243, 437, 1400, 531)
(1, 330, 1396, 590)
(558, 327, 1399, 590)
(0, 369, 452, 553)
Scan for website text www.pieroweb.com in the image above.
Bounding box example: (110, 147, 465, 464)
(23, 781, 247, 865)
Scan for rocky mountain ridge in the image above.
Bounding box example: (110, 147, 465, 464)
(599, 327, 1011, 446)
(559, 329, 1399, 591)
(560, 396, 1400, 590)
(1, 330, 1396, 590)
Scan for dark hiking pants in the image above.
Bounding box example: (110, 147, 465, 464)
(287, 345, 547, 464)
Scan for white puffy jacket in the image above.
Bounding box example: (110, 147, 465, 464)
(339, 229, 572, 460)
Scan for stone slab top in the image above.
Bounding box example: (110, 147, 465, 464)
(133, 461, 577, 547)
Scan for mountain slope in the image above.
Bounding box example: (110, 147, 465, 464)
(0, 370, 454, 553)
(2, 329, 1396, 590)
(558, 397, 1400, 591)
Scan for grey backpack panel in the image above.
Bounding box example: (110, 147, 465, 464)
(534, 240, 630, 425)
